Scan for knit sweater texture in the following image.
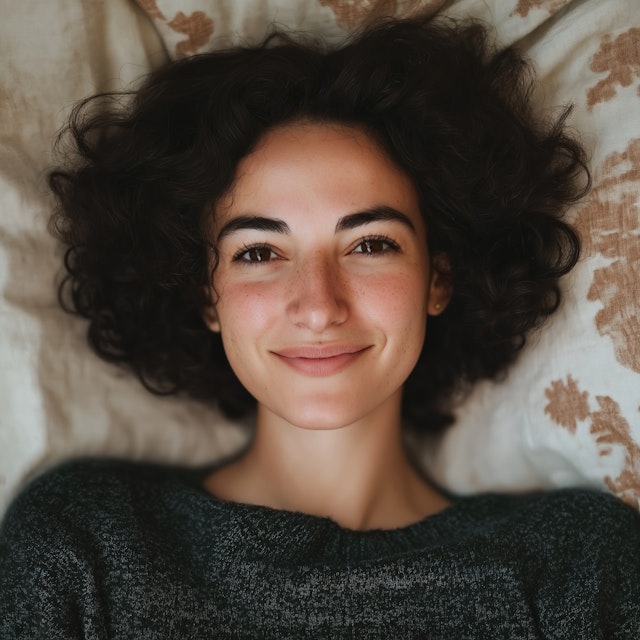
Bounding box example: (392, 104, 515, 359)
(1, 459, 639, 639)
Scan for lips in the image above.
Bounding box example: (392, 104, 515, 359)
(272, 344, 371, 376)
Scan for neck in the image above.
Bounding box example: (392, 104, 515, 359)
(204, 394, 450, 530)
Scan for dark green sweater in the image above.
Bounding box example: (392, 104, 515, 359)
(1, 459, 639, 639)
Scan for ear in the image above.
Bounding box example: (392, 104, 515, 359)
(427, 253, 453, 316)
(201, 288, 221, 333)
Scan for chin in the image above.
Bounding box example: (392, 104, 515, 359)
(283, 412, 360, 431)
(289, 396, 396, 431)
(269, 401, 368, 432)
(291, 420, 355, 432)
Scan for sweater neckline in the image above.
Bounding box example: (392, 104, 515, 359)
(166, 466, 495, 564)
(188, 461, 475, 529)
(186, 464, 466, 532)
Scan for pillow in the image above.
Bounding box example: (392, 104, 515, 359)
(0, 1, 247, 515)
(423, 0, 640, 506)
(135, 0, 640, 508)
(136, 0, 446, 53)
(1, 0, 638, 516)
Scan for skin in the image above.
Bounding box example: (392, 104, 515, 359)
(203, 121, 452, 531)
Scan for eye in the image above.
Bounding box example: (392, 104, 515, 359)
(233, 244, 279, 264)
(351, 236, 400, 255)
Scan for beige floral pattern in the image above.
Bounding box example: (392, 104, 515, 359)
(545, 377, 640, 506)
(587, 28, 640, 110)
(168, 11, 214, 57)
(137, 0, 214, 57)
(574, 139, 640, 374)
(318, 0, 442, 30)
(138, 0, 166, 20)
(543, 376, 589, 433)
(512, 0, 570, 18)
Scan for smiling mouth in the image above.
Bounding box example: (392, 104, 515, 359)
(272, 345, 371, 376)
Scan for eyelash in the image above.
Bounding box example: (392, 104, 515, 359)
(231, 235, 401, 264)
(350, 235, 400, 256)
(232, 243, 280, 264)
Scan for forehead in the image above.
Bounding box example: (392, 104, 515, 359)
(246, 120, 390, 166)
(215, 121, 422, 227)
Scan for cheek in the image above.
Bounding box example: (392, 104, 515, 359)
(217, 283, 273, 337)
(360, 269, 429, 332)
(214, 284, 273, 393)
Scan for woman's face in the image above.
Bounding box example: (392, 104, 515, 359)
(207, 121, 449, 431)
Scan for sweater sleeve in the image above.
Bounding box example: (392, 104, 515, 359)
(0, 471, 107, 640)
(532, 490, 640, 639)
(601, 497, 640, 639)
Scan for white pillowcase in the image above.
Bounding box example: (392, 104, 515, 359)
(1, 0, 638, 515)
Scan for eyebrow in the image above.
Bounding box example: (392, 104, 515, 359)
(335, 206, 416, 233)
(216, 215, 288, 241)
(216, 205, 415, 242)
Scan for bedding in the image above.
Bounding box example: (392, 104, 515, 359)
(1, 0, 638, 516)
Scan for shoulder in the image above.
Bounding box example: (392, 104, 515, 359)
(508, 490, 640, 632)
(0, 459, 201, 606)
(470, 488, 640, 583)
(3, 458, 176, 525)
(514, 487, 640, 535)
(536, 488, 640, 556)
(464, 486, 639, 528)
(0, 458, 201, 561)
(456, 487, 640, 560)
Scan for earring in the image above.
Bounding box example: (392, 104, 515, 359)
(435, 303, 442, 311)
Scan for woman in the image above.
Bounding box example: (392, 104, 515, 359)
(1, 15, 639, 639)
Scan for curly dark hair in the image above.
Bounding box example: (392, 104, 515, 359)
(49, 16, 588, 431)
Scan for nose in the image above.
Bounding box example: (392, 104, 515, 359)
(286, 253, 348, 332)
